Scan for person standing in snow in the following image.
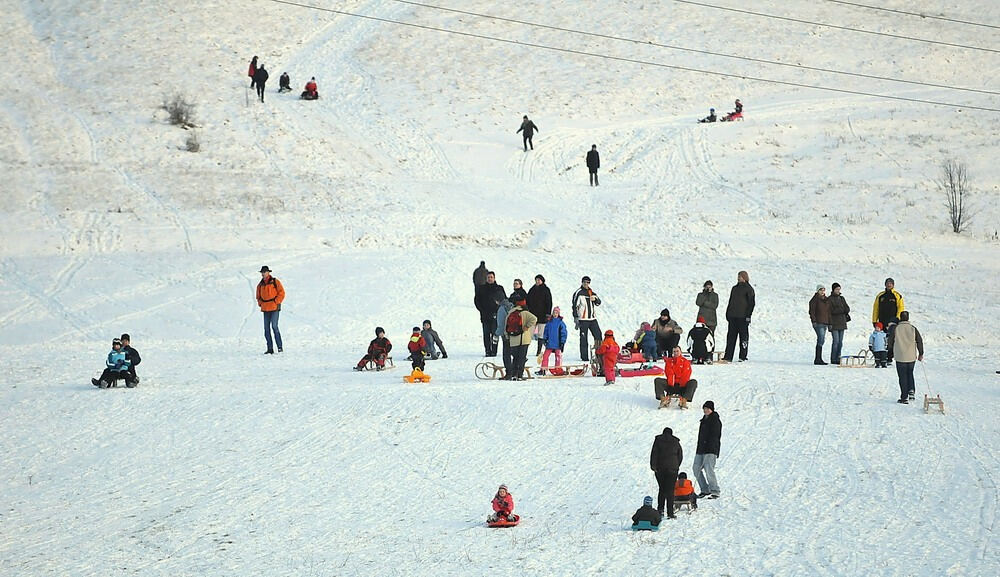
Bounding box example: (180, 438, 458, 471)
(650, 426, 683, 518)
(516, 115, 538, 151)
(809, 285, 831, 365)
(253, 64, 269, 102)
(721, 271, 754, 363)
(872, 277, 904, 364)
(586, 144, 600, 186)
(506, 295, 537, 381)
(891, 311, 924, 403)
(828, 283, 851, 365)
(474, 271, 506, 356)
(527, 274, 553, 356)
(248, 55, 258, 88)
(693, 400, 722, 499)
(256, 265, 284, 354)
(495, 296, 515, 376)
(696, 280, 719, 335)
(537, 306, 567, 375)
(572, 276, 602, 361)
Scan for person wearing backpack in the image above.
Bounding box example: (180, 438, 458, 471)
(506, 295, 537, 381)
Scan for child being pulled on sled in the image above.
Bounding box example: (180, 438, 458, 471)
(595, 329, 620, 385)
(488, 484, 517, 523)
(869, 322, 888, 368)
(355, 327, 392, 370)
(537, 306, 568, 375)
(631, 495, 662, 527)
(407, 327, 427, 371)
(674, 472, 698, 510)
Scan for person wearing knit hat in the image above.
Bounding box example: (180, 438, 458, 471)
(809, 285, 832, 365)
(631, 495, 662, 528)
(572, 276, 602, 361)
(868, 322, 889, 368)
(827, 283, 852, 365)
(527, 274, 553, 356)
(537, 306, 568, 376)
(693, 400, 722, 499)
(652, 308, 684, 358)
(489, 484, 517, 523)
(355, 327, 393, 371)
(634, 321, 657, 362)
(407, 327, 427, 371)
(650, 426, 683, 518)
(696, 280, 719, 335)
(595, 329, 620, 385)
(688, 313, 717, 366)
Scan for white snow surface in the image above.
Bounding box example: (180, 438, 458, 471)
(1, 0, 999, 575)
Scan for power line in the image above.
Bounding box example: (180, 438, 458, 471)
(820, 0, 1000, 30)
(264, 0, 1000, 112)
(390, 0, 999, 96)
(671, 0, 1000, 54)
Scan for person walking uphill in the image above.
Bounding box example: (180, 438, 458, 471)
(572, 276, 602, 361)
(256, 265, 285, 354)
(475, 271, 506, 356)
(809, 285, 831, 365)
(650, 427, 683, 518)
(693, 400, 722, 499)
(516, 115, 538, 151)
(586, 144, 600, 186)
(892, 311, 924, 403)
(872, 278, 905, 363)
(722, 271, 755, 362)
(253, 64, 269, 102)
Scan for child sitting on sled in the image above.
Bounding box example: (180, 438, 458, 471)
(407, 327, 427, 370)
(634, 321, 657, 361)
(92, 337, 135, 388)
(537, 306, 568, 375)
(488, 484, 517, 523)
(631, 495, 662, 527)
(674, 472, 698, 510)
(354, 327, 392, 370)
(869, 322, 888, 368)
(595, 330, 620, 385)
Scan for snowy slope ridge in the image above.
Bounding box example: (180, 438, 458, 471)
(1, 1, 998, 575)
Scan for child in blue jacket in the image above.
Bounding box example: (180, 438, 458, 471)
(869, 322, 888, 368)
(92, 338, 135, 388)
(537, 307, 568, 375)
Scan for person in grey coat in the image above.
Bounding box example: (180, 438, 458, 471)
(696, 280, 719, 334)
(420, 320, 447, 360)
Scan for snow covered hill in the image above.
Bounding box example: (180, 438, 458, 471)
(1, 1, 997, 575)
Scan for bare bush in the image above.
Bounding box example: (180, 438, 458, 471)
(185, 130, 200, 152)
(938, 160, 975, 233)
(162, 93, 196, 128)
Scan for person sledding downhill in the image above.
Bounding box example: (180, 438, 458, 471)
(355, 327, 392, 371)
(698, 108, 717, 123)
(404, 327, 432, 382)
(631, 496, 662, 530)
(301, 77, 319, 100)
(595, 330, 620, 385)
(720, 99, 743, 122)
(92, 338, 136, 388)
(487, 484, 519, 525)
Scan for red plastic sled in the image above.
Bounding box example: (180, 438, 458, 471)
(547, 367, 587, 377)
(487, 514, 520, 528)
(617, 351, 646, 364)
(619, 366, 664, 378)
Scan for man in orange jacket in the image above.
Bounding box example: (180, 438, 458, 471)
(654, 346, 698, 408)
(256, 265, 285, 354)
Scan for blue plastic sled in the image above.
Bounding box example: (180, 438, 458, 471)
(631, 521, 660, 531)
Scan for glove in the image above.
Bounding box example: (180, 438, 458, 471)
(574, 320, 580, 331)
(441, 353, 448, 359)
(745, 317, 751, 325)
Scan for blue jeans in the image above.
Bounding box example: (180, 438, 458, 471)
(812, 322, 827, 348)
(693, 453, 719, 495)
(263, 310, 282, 351)
(896, 361, 915, 399)
(830, 329, 844, 362)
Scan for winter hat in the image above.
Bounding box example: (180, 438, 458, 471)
(259, 265, 271, 273)
(704, 280, 713, 287)
(817, 284, 825, 292)
(832, 283, 841, 290)
(499, 484, 508, 492)
(535, 274, 545, 282)
(709, 108, 715, 113)
(678, 472, 688, 480)
(412, 326, 420, 332)
(697, 316, 705, 324)
(703, 400, 715, 411)
(885, 277, 895, 285)
(112, 338, 122, 347)
(643, 496, 653, 506)
(423, 319, 432, 327)
(552, 306, 561, 316)
(120, 333, 131, 342)
(604, 329, 614, 337)
(375, 326, 385, 336)
(581, 275, 591, 283)
(660, 308, 670, 317)
(874, 322, 883, 330)
(641, 322, 651, 331)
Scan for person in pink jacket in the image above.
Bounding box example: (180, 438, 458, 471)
(489, 484, 517, 523)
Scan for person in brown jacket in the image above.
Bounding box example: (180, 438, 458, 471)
(256, 265, 285, 354)
(808, 285, 832, 365)
(506, 295, 538, 380)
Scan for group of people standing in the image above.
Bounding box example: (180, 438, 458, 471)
(247, 55, 319, 102)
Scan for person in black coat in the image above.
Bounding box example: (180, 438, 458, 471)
(120, 333, 141, 384)
(253, 65, 269, 102)
(473, 261, 488, 286)
(586, 145, 600, 186)
(278, 72, 292, 93)
(527, 275, 553, 355)
(474, 271, 506, 356)
(631, 495, 662, 528)
(650, 426, 683, 518)
(693, 400, 722, 498)
(722, 270, 755, 362)
(516, 115, 538, 151)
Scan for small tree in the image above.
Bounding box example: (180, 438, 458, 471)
(938, 159, 975, 233)
(161, 93, 196, 128)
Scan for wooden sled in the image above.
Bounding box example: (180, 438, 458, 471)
(923, 394, 945, 414)
(474, 362, 531, 380)
(364, 356, 394, 371)
(839, 349, 872, 367)
(674, 500, 696, 513)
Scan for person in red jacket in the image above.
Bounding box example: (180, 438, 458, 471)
(355, 327, 392, 371)
(595, 330, 620, 385)
(301, 77, 319, 100)
(407, 327, 427, 370)
(256, 265, 285, 354)
(488, 484, 517, 523)
(673, 471, 698, 510)
(654, 346, 698, 408)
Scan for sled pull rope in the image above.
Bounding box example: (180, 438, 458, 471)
(920, 361, 934, 395)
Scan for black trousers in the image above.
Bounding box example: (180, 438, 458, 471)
(511, 344, 529, 379)
(256, 82, 266, 102)
(578, 319, 602, 360)
(589, 171, 598, 186)
(654, 378, 698, 401)
(655, 469, 678, 514)
(482, 318, 498, 356)
(522, 134, 533, 150)
(656, 334, 680, 358)
(724, 317, 749, 361)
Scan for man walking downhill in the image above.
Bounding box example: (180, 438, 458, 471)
(256, 265, 284, 354)
(516, 115, 538, 151)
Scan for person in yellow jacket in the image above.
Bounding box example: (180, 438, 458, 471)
(256, 265, 285, 354)
(872, 278, 904, 363)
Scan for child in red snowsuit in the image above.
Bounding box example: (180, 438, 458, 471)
(355, 327, 392, 370)
(489, 484, 516, 523)
(407, 327, 427, 370)
(595, 330, 620, 385)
